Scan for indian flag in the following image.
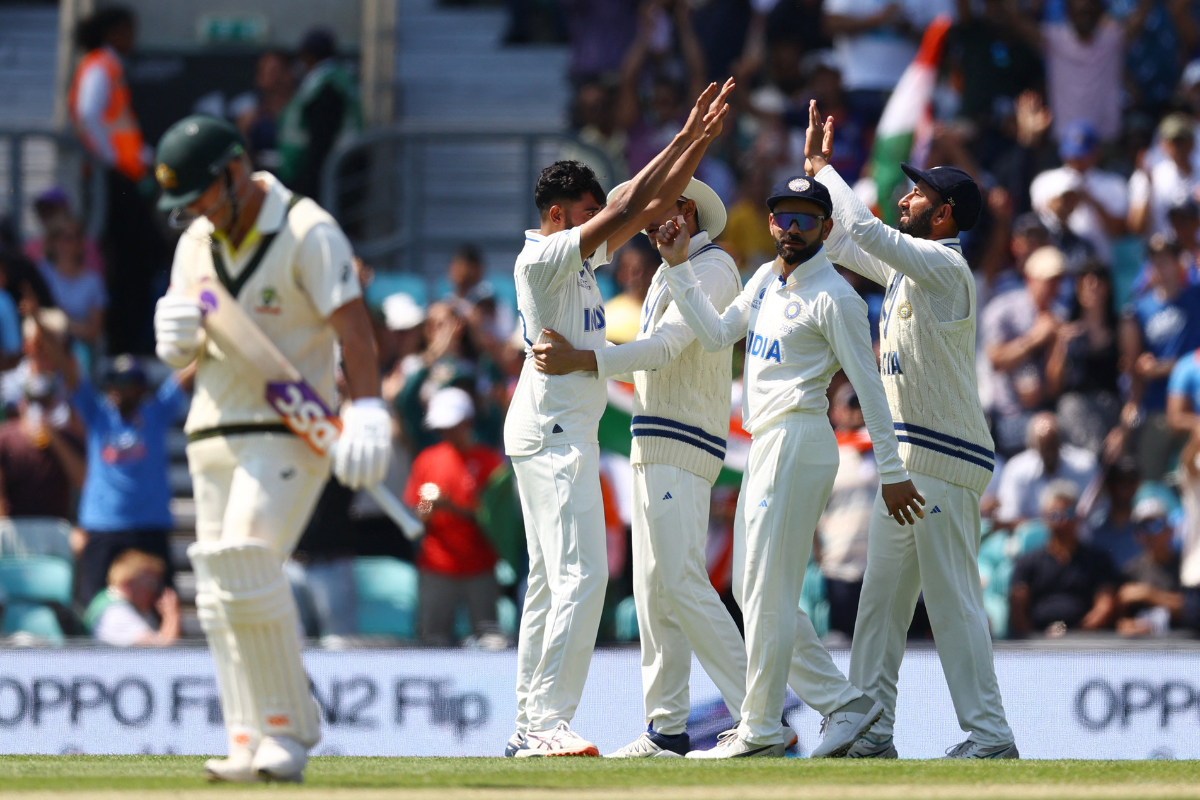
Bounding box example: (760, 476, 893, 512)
(867, 15, 953, 226)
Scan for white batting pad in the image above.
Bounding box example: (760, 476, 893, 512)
(193, 540, 321, 747)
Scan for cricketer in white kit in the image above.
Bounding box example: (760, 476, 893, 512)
(505, 80, 735, 758)
(151, 116, 391, 782)
(804, 101, 1018, 759)
(656, 176, 926, 758)
(531, 178, 747, 758)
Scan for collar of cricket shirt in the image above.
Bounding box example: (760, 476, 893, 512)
(212, 171, 290, 263)
(772, 244, 830, 289)
(937, 237, 963, 253)
(685, 229, 712, 257)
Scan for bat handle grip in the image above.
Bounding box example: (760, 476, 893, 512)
(366, 484, 425, 541)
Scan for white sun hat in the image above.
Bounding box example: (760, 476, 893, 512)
(424, 386, 475, 430)
(607, 177, 728, 239)
(382, 292, 426, 331)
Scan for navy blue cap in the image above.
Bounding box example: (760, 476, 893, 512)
(1059, 119, 1100, 161)
(766, 176, 832, 216)
(104, 354, 147, 387)
(900, 163, 982, 231)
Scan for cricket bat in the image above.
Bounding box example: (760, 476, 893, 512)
(191, 277, 425, 541)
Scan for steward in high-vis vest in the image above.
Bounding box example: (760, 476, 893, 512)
(69, 6, 168, 356)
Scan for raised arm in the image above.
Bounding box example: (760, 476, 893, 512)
(823, 222, 893, 287)
(579, 80, 731, 259)
(655, 217, 756, 351)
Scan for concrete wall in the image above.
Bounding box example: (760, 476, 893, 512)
(120, 0, 361, 51)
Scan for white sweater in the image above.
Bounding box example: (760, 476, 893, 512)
(594, 232, 741, 484)
(817, 164, 996, 495)
(662, 248, 909, 484)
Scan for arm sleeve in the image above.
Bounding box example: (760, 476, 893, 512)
(295, 221, 362, 318)
(0, 292, 20, 354)
(75, 64, 116, 165)
(817, 164, 971, 319)
(661, 259, 759, 352)
(93, 604, 154, 647)
(994, 461, 1022, 524)
(154, 375, 189, 418)
(595, 259, 739, 379)
(824, 222, 893, 288)
(1167, 358, 1195, 398)
(520, 228, 585, 297)
(1128, 170, 1150, 208)
(69, 382, 103, 427)
(819, 292, 909, 483)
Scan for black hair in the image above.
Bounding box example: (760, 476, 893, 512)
(299, 28, 336, 62)
(75, 6, 135, 51)
(534, 161, 604, 216)
(453, 243, 483, 265)
(1067, 260, 1118, 328)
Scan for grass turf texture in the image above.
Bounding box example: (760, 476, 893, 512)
(1, 757, 1199, 800)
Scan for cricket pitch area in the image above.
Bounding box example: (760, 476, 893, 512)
(2, 756, 1199, 800)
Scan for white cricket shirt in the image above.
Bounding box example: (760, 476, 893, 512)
(662, 247, 908, 483)
(504, 226, 611, 457)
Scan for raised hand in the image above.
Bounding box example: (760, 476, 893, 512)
(681, 82, 721, 142)
(804, 99, 834, 176)
(700, 77, 736, 140)
(654, 215, 691, 266)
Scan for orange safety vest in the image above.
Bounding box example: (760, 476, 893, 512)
(68, 47, 145, 182)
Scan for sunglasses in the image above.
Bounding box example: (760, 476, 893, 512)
(1045, 509, 1076, 524)
(772, 212, 826, 232)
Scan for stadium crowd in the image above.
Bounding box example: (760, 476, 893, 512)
(1, 0, 1199, 646)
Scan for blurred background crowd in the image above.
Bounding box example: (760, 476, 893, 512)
(2, 0, 1200, 649)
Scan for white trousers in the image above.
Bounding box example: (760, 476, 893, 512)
(849, 471, 1014, 746)
(732, 414, 863, 745)
(512, 443, 608, 734)
(632, 463, 747, 735)
(187, 433, 329, 750)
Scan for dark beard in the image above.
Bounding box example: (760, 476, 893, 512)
(776, 236, 824, 265)
(898, 205, 935, 238)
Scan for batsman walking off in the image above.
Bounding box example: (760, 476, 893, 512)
(152, 116, 391, 782)
(505, 80, 734, 757)
(655, 174, 925, 758)
(804, 100, 1018, 759)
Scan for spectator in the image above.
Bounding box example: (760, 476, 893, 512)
(563, 81, 630, 188)
(1129, 114, 1200, 237)
(1114, 496, 1185, 637)
(379, 292, 427, 406)
(983, 245, 1066, 456)
(1029, 120, 1127, 264)
(1009, 480, 1118, 637)
(0, 371, 85, 520)
(1045, 262, 1121, 454)
(1005, 0, 1151, 144)
(560, 0, 639, 82)
(84, 549, 179, 647)
(68, 5, 167, 355)
(1122, 2, 1199, 119)
(403, 387, 505, 648)
(0, 261, 21, 372)
(948, 0, 1043, 126)
(995, 412, 1098, 527)
(1122, 235, 1200, 480)
(605, 241, 657, 345)
(40, 328, 190, 607)
(816, 384, 877, 639)
(287, 478, 360, 640)
(232, 50, 297, 171)
(1167, 200, 1200, 285)
(37, 216, 107, 345)
(21, 187, 106, 274)
(821, 0, 930, 126)
(277, 28, 362, 200)
(719, 167, 776, 275)
(1086, 457, 1142, 572)
(1028, 170, 1098, 272)
(442, 244, 514, 342)
(2, 311, 77, 426)
(1176, 424, 1200, 634)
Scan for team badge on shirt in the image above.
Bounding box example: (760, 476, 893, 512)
(784, 300, 803, 319)
(255, 286, 282, 314)
(898, 301, 913, 321)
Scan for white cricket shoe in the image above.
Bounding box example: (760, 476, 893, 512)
(252, 735, 308, 782)
(204, 745, 260, 783)
(810, 699, 884, 758)
(943, 739, 1019, 759)
(514, 721, 600, 757)
(685, 728, 787, 759)
(846, 733, 898, 759)
(504, 731, 526, 757)
(605, 728, 689, 758)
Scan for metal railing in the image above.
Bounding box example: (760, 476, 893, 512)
(319, 121, 618, 276)
(0, 128, 106, 247)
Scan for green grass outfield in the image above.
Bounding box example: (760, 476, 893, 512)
(1, 756, 1199, 800)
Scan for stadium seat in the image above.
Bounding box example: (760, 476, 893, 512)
(496, 595, 517, 639)
(364, 273, 428, 311)
(0, 601, 64, 645)
(614, 595, 639, 642)
(352, 557, 418, 640)
(0, 556, 73, 606)
(800, 561, 830, 640)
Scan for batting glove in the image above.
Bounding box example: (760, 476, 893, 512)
(334, 398, 392, 489)
(154, 294, 204, 367)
